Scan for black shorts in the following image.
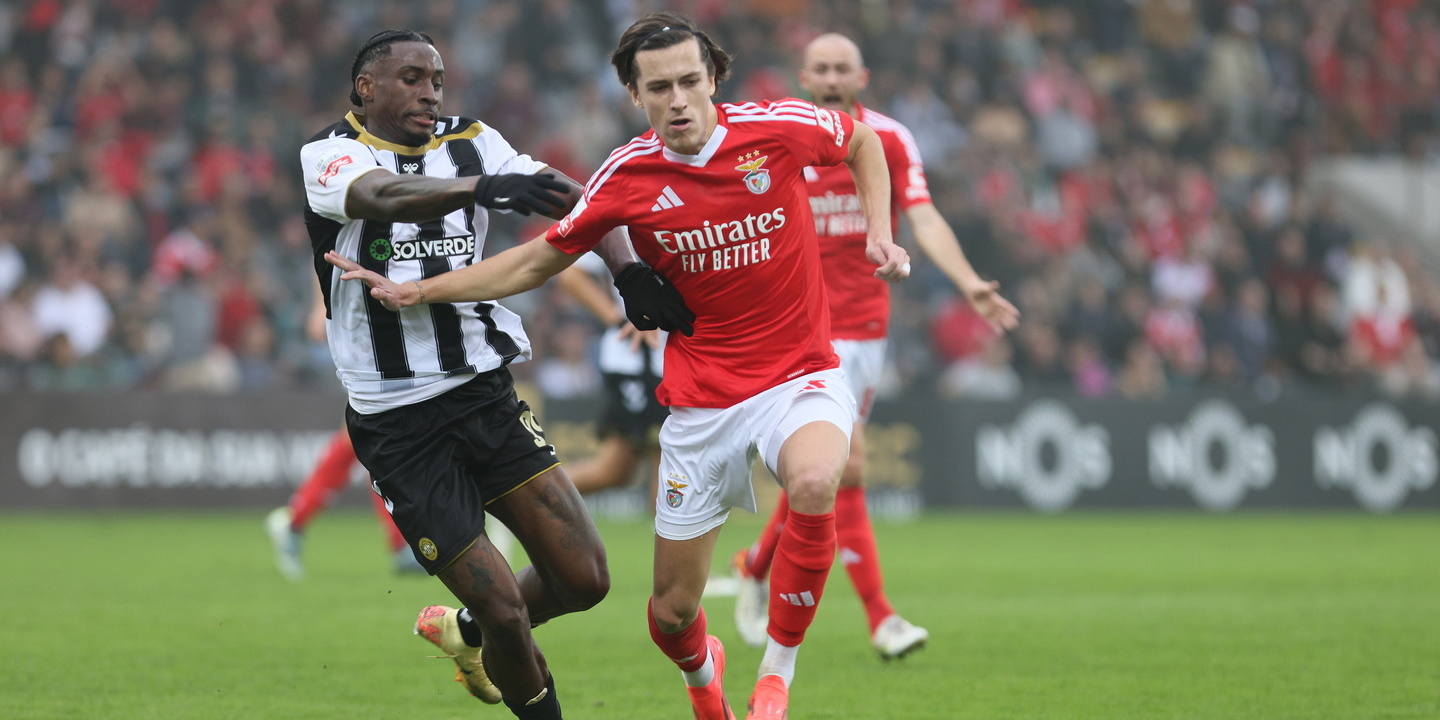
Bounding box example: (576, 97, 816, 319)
(596, 370, 668, 447)
(346, 368, 559, 574)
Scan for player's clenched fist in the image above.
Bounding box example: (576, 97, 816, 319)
(325, 251, 421, 311)
(868, 240, 910, 282)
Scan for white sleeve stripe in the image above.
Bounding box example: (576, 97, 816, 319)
(896, 129, 925, 165)
(726, 106, 818, 119)
(594, 137, 659, 176)
(727, 100, 817, 113)
(861, 109, 925, 166)
(585, 142, 662, 200)
(734, 107, 820, 119)
(727, 113, 819, 126)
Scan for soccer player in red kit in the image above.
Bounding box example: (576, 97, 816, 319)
(325, 13, 909, 720)
(732, 33, 1020, 660)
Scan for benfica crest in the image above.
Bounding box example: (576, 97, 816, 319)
(736, 152, 771, 194)
(665, 476, 689, 508)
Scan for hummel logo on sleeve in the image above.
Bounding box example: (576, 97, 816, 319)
(651, 186, 685, 212)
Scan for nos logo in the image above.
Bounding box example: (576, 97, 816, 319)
(1314, 403, 1437, 512)
(976, 401, 1110, 512)
(1149, 400, 1274, 511)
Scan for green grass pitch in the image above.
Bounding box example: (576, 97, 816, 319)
(2, 510, 1436, 719)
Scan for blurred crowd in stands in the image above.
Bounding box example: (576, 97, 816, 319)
(1, 0, 1439, 403)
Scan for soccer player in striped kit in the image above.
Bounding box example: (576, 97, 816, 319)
(732, 32, 1020, 661)
(300, 29, 687, 720)
(326, 14, 911, 719)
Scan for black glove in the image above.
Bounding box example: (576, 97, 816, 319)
(613, 262, 695, 336)
(472, 173, 568, 216)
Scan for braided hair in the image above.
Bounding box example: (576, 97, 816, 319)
(349, 29, 436, 107)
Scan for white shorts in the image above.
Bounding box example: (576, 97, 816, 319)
(653, 368, 856, 541)
(833, 338, 886, 422)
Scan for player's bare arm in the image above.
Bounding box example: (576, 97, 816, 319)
(344, 169, 484, 223)
(906, 202, 1019, 332)
(326, 234, 577, 311)
(843, 121, 909, 281)
(343, 167, 570, 223)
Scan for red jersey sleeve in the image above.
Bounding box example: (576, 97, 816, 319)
(545, 143, 640, 254)
(879, 122, 932, 210)
(740, 98, 854, 169)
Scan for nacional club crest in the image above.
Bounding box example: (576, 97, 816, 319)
(665, 475, 690, 508)
(735, 151, 771, 194)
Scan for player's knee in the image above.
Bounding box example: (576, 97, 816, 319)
(649, 594, 700, 634)
(556, 559, 611, 613)
(784, 464, 842, 512)
(573, 567, 611, 611)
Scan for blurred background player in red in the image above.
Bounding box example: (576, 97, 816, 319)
(731, 33, 1019, 661)
(324, 13, 910, 719)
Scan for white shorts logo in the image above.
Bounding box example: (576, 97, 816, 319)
(664, 475, 689, 509)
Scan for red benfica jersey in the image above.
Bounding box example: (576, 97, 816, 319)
(548, 99, 855, 408)
(805, 104, 931, 340)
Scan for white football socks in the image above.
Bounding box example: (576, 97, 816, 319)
(757, 638, 797, 687)
(680, 649, 716, 688)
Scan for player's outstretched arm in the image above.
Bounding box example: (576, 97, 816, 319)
(844, 121, 909, 282)
(345, 169, 568, 223)
(906, 202, 1019, 333)
(325, 234, 578, 311)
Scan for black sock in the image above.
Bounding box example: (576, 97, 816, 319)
(503, 674, 561, 720)
(456, 607, 484, 647)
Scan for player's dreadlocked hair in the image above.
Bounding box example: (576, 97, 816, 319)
(610, 11, 731, 89)
(349, 29, 436, 107)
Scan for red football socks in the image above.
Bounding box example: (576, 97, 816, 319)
(648, 600, 710, 673)
(834, 486, 894, 633)
(766, 509, 836, 646)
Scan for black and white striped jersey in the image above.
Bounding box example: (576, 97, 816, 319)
(301, 112, 546, 414)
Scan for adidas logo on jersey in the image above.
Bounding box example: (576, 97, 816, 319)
(651, 186, 685, 212)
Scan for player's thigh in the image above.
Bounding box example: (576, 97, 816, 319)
(487, 466, 606, 580)
(758, 370, 856, 509)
